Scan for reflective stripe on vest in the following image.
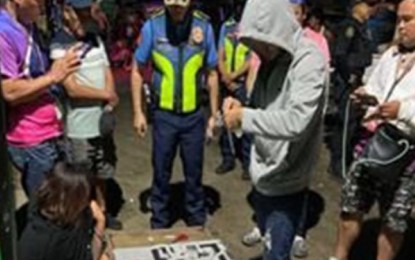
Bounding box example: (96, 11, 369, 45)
(224, 38, 249, 73)
(183, 52, 204, 113)
(152, 51, 175, 110)
(153, 50, 204, 112)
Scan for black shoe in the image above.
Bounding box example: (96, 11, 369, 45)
(242, 169, 250, 181)
(106, 215, 123, 230)
(215, 162, 235, 175)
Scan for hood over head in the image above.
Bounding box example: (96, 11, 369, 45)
(239, 0, 301, 56)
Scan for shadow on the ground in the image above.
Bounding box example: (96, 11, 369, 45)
(138, 182, 221, 226)
(350, 218, 415, 260)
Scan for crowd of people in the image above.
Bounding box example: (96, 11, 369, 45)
(1, 0, 415, 259)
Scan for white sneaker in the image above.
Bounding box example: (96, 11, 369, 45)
(328, 257, 339, 260)
(291, 235, 308, 258)
(241, 227, 262, 247)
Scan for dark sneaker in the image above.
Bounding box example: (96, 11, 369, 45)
(106, 215, 123, 230)
(242, 169, 250, 181)
(215, 162, 235, 175)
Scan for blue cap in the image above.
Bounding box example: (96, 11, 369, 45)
(66, 0, 92, 9)
(289, 0, 305, 4)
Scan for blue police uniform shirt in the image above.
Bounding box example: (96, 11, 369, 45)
(218, 21, 228, 50)
(135, 12, 218, 69)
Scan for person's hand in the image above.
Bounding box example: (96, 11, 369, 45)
(107, 91, 119, 108)
(221, 73, 233, 87)
(134, 112, 147, 138)
(224, 106, 243, 130)
(49, 44, 81, 84)
(223, 97, 242, 113)
(230, 72, 239, 81)
(223, 97, 243, 130)
(379, 100, 401, 120)
(206, 116, 216, 139)
(350, 87, 367, 104)
(90, 200, 106, 224)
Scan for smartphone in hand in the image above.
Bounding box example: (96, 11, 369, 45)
(358, 94, 379, 107)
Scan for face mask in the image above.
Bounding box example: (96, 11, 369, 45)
(164, 0, 190, 7)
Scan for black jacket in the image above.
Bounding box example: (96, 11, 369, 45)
(18, 204, 94, 260)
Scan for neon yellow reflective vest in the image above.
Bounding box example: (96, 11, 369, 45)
(221, 19, 250, 75)
(149, 10, 216, 113)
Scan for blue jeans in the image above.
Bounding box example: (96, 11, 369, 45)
(252, 189, 306, 260)
(151, 109, 206, 229)
(8, 138, 62, 197)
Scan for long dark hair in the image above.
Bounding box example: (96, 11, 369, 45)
(37, 162, 93, 227)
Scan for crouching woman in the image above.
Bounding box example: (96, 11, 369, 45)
(18, 162, 113, 260)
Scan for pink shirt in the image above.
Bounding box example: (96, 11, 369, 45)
(0, 11, 61, 147)
(304, 27, 331, 65)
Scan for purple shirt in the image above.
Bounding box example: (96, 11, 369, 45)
(0, 9, 62, 147)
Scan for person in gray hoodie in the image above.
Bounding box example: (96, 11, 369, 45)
(223, 0, 327, 258)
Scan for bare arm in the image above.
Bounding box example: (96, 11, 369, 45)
(218, 48, 229, 79)
(2, 45, 80, 106)
(131, 62, 144, 116)
(90, 201, 107, 260)
(232, 59, 251, 81)
(2, 75, 55, 106)
(61, 74, 110, 101)
(207, 69, 219, 116)
(105, 68, 115, 93)
(131, 61, 148, 137)
(104, 67, 118, 108)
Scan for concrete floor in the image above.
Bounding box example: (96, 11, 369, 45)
(13, 71, 415, 260)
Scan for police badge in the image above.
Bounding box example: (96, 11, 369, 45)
(191, 27, 204, 45)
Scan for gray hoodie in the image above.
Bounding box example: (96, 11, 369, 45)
(239, 0, 327, 196)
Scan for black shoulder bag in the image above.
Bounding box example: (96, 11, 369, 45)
(357, 54, 415, 182)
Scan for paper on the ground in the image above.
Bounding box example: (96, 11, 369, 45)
(113, 239, 232, 260)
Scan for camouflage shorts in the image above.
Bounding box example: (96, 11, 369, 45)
(341, 163, 415, 233)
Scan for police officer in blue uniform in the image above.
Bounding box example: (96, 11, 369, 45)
(215, 0, 251, 180)
(131, 0, 219, 229)
(328, 2, 374, 178)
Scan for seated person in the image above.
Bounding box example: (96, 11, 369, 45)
(18, 162, 112, 260)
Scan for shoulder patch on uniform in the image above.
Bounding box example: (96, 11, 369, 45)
(194, 10, 210, 21)
(345, 26, 355, 39)
(150, 8, 165, 19)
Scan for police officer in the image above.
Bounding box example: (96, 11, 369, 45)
(131, 0, 219, 229)
(215, 0, 251, 180)
(329, 2, 374, 178)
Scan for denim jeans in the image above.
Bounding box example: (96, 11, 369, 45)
(252, 189, 306, 260)
(8, 138, 62, 197)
